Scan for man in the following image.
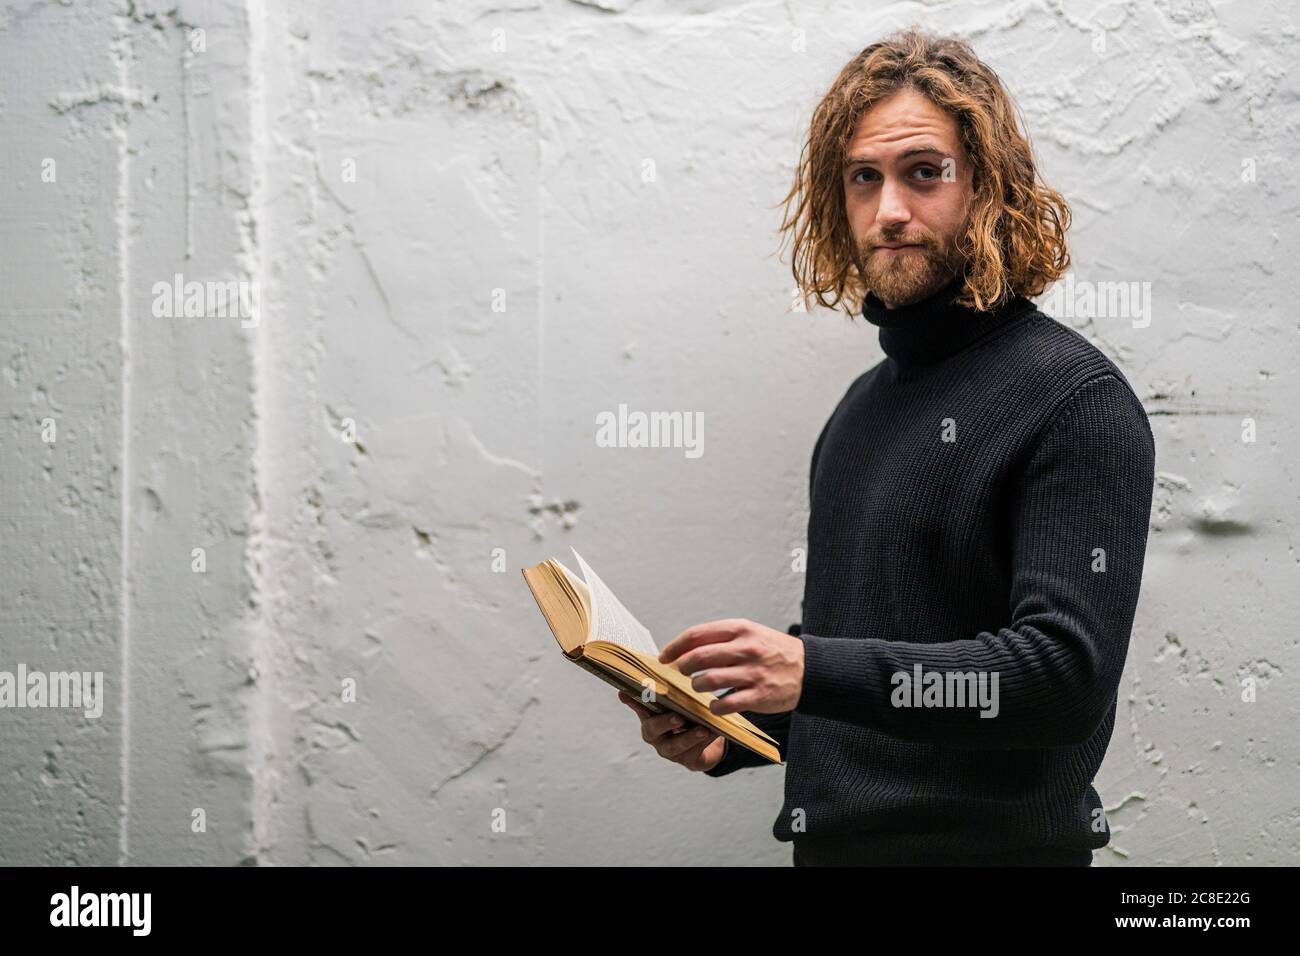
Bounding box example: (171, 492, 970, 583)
(619, 30, 1156, 866)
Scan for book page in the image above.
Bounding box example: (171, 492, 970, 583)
(552, 559, 591, 618)
(571, 548, 660, 657)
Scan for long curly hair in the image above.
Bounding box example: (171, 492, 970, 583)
(779, 30, 1071, 315)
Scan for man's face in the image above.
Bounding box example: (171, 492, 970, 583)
(842, 87, 974, 308)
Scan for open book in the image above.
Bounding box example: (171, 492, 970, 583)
(521, 549, 782, 765)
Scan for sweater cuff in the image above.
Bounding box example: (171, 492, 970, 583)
(796, 632, 885, 726)
(704, 727, 777, 776)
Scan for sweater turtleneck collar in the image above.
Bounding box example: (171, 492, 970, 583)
(861, 273, 1034, 368)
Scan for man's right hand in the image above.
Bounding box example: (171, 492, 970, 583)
(618, 691, 725, 772)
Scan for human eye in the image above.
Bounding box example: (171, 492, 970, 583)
(911, 164, 940, 182)
(850, 167, 879, 184)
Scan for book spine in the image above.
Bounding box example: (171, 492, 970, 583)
(573, 657, 668, 714)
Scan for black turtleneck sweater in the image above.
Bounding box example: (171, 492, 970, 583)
(706, 275, 1156, 866)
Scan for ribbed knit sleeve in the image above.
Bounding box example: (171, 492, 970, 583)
(794, 374, 1156, 748)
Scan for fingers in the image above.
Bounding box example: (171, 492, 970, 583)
(618, 691, 723, 768)
(674, 639, 756, 675)
(619, 693, 688, 740)
(659, 619, 750, 664)
(645, 711, 689, 742)
(617, 690, 656, 719)
(690, 666, 752, 694)
(709, 688, 761, 716)
(655, 725, 719, 760)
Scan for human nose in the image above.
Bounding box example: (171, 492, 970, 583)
(876, 177, 912, 230)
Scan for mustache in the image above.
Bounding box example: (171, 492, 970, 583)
(865, 231, 936, 250)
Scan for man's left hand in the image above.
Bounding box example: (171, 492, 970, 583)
(659, 618, 804, 715)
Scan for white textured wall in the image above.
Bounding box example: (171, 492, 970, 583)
(2, 0, 1297, 866)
